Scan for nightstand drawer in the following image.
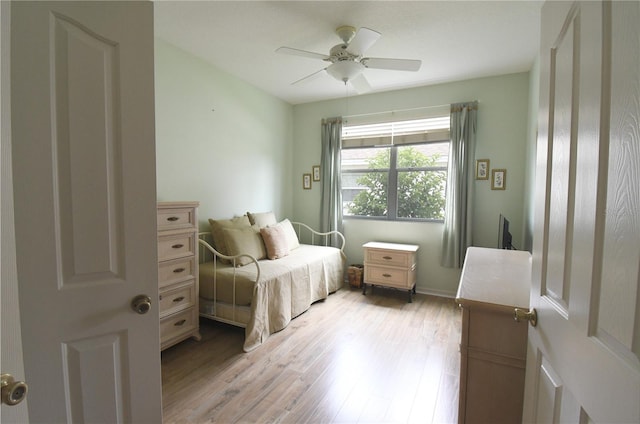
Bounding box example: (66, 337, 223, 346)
(366, 249, 414, 267)
(364, 264, 416, 289)
(160, 307, 197, 345)
(158, 231, 195, 262)
(159, 280, 196, 317)
(157, 207, 196, 231)
(159, 256, 196, 287)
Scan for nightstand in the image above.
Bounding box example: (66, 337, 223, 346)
(362, 241, 419, 302)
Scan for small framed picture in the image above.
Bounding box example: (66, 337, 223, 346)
(303, 173, 312, 190)
(476, 159, 490, 180)
(312, 165, 320, 182)
(491, 169, 506, 190)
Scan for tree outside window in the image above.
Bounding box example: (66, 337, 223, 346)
(342, 143, 448, 221)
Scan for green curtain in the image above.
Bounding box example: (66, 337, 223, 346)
(441, 102, 477, 268)
(320, 118, 343, 247)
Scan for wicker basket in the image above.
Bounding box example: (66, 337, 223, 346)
(347, 264, 364, 288)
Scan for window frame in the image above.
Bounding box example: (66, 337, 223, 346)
(341, 140, 449, 222)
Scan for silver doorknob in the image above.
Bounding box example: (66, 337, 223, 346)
(514, 308, 537, 327)
(131, 295, 151, 314)
(1, 374, 28, 406)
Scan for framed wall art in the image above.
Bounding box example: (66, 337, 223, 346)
(491, 169, 506, 190)
(312, 165, 320, 182)
(303, 173, 312, 190)
(476, 159, 490, 180)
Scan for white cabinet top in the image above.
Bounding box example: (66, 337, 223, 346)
(456, 246, 532, 311)
(362, 241, 419, 252)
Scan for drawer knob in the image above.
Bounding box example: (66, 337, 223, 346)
(171, 244, 184, 249)
(173, 267, 186, 273)
(172, 296, 185, 303)
(174, 319, 186, 326)
(383, 256, 393, 260)
(167, 216, 179, 222)
(382, 273, 392, 278)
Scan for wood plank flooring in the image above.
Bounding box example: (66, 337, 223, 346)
(161, 286, 462, 423)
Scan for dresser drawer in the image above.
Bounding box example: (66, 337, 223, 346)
(366, 248, 415, 268)
(159, 256, 196, 288)
(159, 280, 196, 317)
(158, 231, 195, 262)
(160, 307, 197, 346)
(364, 264, 416, 289)
(157, 207, 196, 231)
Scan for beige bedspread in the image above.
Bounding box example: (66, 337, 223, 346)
(199, 244, 345, 351)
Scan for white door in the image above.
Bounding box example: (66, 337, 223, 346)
(523, 1, 640, 422)
(1, 1, 30, 422)
(11, 2, 162, 422)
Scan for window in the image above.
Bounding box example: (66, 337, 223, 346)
(341, 116, 450, 221)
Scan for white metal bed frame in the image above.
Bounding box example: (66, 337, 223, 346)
(197, 221, 345, 328)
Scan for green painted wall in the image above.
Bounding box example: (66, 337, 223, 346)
(292, 73, 531, 296)
(154, 39, 294, 232)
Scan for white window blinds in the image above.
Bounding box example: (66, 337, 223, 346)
(342, 116, 450, 148)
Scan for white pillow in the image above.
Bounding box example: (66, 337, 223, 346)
(277, 219, 300, 251)
(222, 225, 266, 266)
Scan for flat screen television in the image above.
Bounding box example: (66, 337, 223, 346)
(498, 214, 513, 250)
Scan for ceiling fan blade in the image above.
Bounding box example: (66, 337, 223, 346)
(292, 68, 327, 85)
(276, 46, 329, 61)
(349, 74, 372, 94)
(361, 57, 422, 72)
(346, 27, 381, 56)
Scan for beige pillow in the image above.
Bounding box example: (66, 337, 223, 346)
(260, 225, 289, 260)
(222, 225, 266, 267)
(208, 215, 251, 261)
(247, 211, 277, 228)
(277, 219, 300, 251)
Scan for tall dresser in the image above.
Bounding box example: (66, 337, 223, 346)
(455, 247, 532, 424)
(157, 202, 201, 350)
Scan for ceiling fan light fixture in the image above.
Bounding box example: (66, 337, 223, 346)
(326, 60, 365, 83)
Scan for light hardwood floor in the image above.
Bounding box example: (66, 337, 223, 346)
(161, 285, 462, 423)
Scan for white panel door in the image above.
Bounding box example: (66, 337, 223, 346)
(523, 1, 640, 422)
(1, 1, 30, 422)
(11, 2, 162, 422)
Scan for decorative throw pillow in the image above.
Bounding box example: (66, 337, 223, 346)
(247, 211, 277, 228)
(277, 219, 300, 251)
(209, 215, 251, 262)
(260, 225, 289, 260)
(222, 225, 267, 267)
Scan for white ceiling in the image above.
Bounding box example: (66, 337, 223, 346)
(154, 1, 543, 105)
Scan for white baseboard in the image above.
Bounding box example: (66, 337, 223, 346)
(415, 287, 457, 299)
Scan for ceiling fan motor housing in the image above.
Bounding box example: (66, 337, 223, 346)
(329, 44, 359, 62)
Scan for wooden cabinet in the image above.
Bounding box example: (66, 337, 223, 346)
(157, 202, 201, 350)
(455, 247, 532, 424)
(362, 241, 419, 302)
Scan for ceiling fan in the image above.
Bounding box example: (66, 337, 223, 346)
(276, 25, 422, 93)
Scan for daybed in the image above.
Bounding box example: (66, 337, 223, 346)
(198, 212, 346, 351)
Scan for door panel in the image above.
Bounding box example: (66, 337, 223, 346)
(11, 2, 162, 422)
(596, 1, 640, 358)
(524, 1, 640, 422)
